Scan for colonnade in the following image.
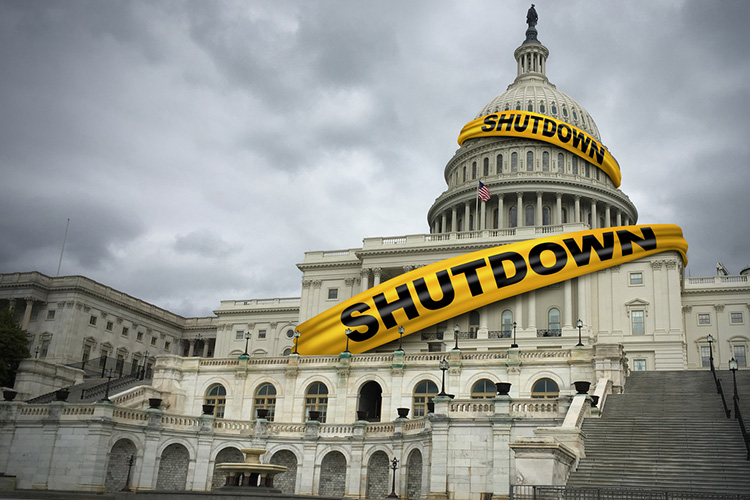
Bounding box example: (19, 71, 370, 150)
(430, 192, 632, 234)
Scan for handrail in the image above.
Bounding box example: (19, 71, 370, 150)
(716, 377, 731, 418)
(733, 398, 750, 460)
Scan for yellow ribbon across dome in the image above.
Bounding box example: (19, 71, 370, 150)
(458, 110, 622, 188)
(297, 225, 687, 355)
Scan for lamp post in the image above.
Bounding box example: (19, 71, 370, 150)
(730, 357, 739, 419)
(344, 328, 351, 353)
(453, 325, 460, 351)
(387, 457, 400, 498)
(292, 330, 301, 355)
(121, 454, 135, 492)
(34, 346, 39, 359)
(397, 326, 404, 352)
(100, 369, 113, 402)
(576, 319, 584, 347)
(707, 333, 715, 371)
(511, 321, 518, 348)
(238, 332, 251, 360)
(438, 359, 449, 397)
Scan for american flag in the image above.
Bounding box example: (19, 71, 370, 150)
(478, 181, 491, 202)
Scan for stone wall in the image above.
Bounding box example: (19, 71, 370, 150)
(156, 443, 189, 490)
(406, 449, 423, 500)
(366, 451, 389, 499)
(318, 451, 346, 497)
(105, 438, 136, 492)
(270, 450, 298, 495)
(210, 447, 244, 489)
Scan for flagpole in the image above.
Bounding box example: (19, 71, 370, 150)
(475, 180, 480, 231)
(57, 218, 70, 277)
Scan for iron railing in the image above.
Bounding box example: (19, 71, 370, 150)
(511, 485, 750, 500)
(537, 329, 562, 337)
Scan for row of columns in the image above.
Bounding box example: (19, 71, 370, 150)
(3, 297, 36, 330)
(432, 193, 632, 233)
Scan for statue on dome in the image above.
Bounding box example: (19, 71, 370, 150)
(526, 4, 538, 28)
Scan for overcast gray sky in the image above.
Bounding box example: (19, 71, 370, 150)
(1, 1, 748, 317)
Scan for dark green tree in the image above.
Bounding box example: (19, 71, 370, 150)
(0, 307, 29, 388)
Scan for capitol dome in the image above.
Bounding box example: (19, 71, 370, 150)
(475, 30, 601, 140)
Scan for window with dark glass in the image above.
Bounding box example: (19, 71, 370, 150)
(496, 154, 503, 173)
(542, 152, 549, 171)
(254, 383, 277, 421)
(531, 378, 559, 398)
(305, 382, 329, 422)
(483, 158, 489, 176)
(205, 384, 227, 418)
(511, 153, 518, 172)
(524, 205, 534, 226)
(471, 379, 496, 399)
(526, 151, 534, 171)
(509, 206, 518, 228)
(413, 380, 438, 417)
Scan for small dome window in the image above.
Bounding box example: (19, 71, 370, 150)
(551, 103, 557, 115)
(573, 110, 578, 120)
(515, 102, 521, 110)
(540, 102, 546, 113)
(527, 101, 533, 112)
(505, 104, 510, 111)
(563, 107, 568, 117)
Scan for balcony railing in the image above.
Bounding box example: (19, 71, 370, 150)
(537, 329, 562, 337)
(488, 330, 512, 339)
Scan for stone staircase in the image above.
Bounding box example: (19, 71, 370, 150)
(25, 374, 149, 404)
(567, 370, 750, 494)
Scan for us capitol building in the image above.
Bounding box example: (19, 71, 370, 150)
(0, 11, 748, 500)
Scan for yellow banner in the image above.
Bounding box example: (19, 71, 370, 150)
(296, 225, 687, 355)
(457, 110, 622, 188)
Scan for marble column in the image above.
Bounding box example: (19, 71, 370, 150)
(574, 196, 581, 223)
(536, 192, 543, 226)
(556, 193, 562, 225)
(373, 268, 382, 287)
(451, 206, 458, 232)
(497, 195, 504, 229)
(464, 202, 471, 231)
(360, 268, 370, 293)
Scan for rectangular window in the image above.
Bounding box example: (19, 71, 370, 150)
(236, 331, 244, 340)
(258, 329, 267, 339)
(698, 313, 711, 325)
(327, 288, 338, 300)
(89, 315, 97, 326)
(136, 331, 144, 342)
(30, 310, 38, 321)
(730, 312, 744, 324)
(40, 340, 51, 358)
(106, 321, 113, 331)
(46, 310, 56, 320)
(150, 337, 157, 346)
(734, 346, 747, 367)
(631, 310, 645, 335)
(701, 346, 711, 367)
(629, 272, 643, 285)
(633, 359, 646, 371)
(122, 327, 129, 337)
(164, 341, 171, 351)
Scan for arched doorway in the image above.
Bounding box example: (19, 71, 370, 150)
(156, 443, 189, 490)
(318, 451, 346, 497)
(358, 381, 382, 422)
(105, 438, 136, 492)
(407, 449, 423, 500)
(211, 447, 244, 489)
(270, 450, 298, 495)
(366, 450, 390, 499)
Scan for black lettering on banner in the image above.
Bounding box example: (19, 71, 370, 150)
(497, 113, 514, 132)
(588, 141, 605, 165)
(530, 115, 543, 134)
(563, 232, 615, 266)
(557, 123, 572, 143)
(617, 227, 657, 256)
(488, 252, 528, 288)
(481, 115, 498, 132)
(341, 303, 380, 341)
(528, 242, 568, 275)
(542, 118, 556, 137)
(571, 129, 591, 154)
(414, 270, 456, 310)
(450, 259, 488, 297)
(513, 114, 530, 132)
(373, 284, 420, 329)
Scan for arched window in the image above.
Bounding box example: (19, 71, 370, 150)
(527, 101, 533, 112)
(413, 380, 439, 417)
(515, 101, 521, 110)
(501, 310, 513, 338)
(543, 206, 551, 226)
(572, 156, 578, 175)
(532, 378, 559, 399)
(305, 382, 329, 423)
(563, 107, 568, 118)
(483, 158, 489, 176)
(496, 154, 503, 173)
(551, 103, 557, 115)
(509, 206, 518, 228)
(548, 308, 561, 335)
(585, 164, 590, 177)
(463, 166, 467, 182)
(205, 384, 226, 418)
(542, 152, 549, 171)
(469, 310, 480, 338)
(282, 348, 292, 356)
(525, 205, 534, 226)
(526, 151, 534, 171)
(505, 104, 510, 111)
(511, 152, 518, 172)
(471, 379, 496, 399)
(472, 161, 477, 179)
(557, 153, 564, 173)
(254, 383, 277, 421)
(540, 102, 546, 113)
(573, 110, 578, 121)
